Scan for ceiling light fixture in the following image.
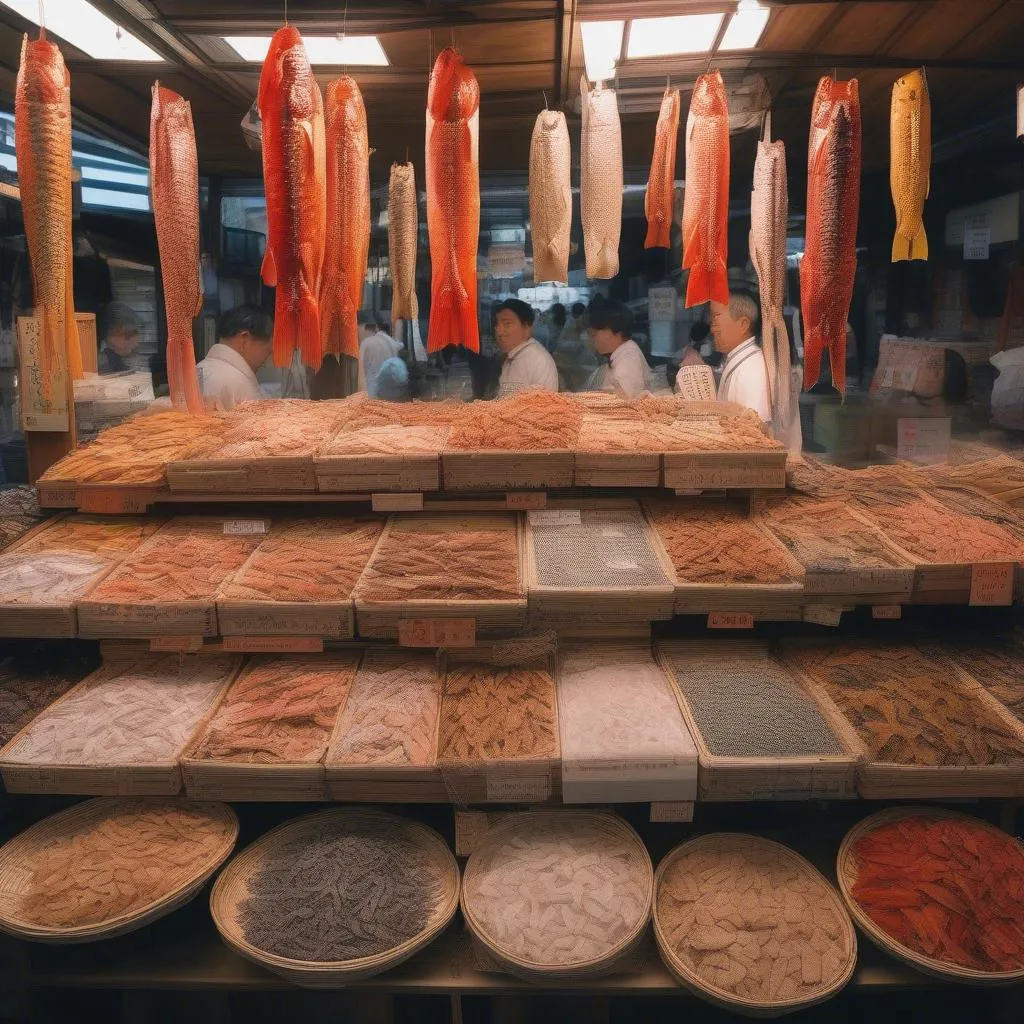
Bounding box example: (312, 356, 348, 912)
(0, 0, 162, 60)
(625, 14, 724, 59)
(580, 20, 624, 83)
(222, 34, 389, 65)
(719, 0, 771, 51)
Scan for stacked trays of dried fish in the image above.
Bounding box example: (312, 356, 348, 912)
(0, 515, 163, 636)
(757, 495, 914, 603)
(782, 641, 1024, 798)
(442, 391, 582, 490)
(573, 416, 662, 488)
(314, 424, 450, 492)
(461, 811, 652, 980)
(77, 517, 264, 637)
(0, 486, 44, 553)
(644, 499, 805, 619)
(215, 518, 383, 638)
(436, 651, 560, 804)
(657, 641, 858, 801)
(352, 514, 525, 639)
(937, 635, 1024, 725)
(654, 834, 856, 1014)
(325, 651, 445, 802)
(210, 807, 459, 986)
(557, 642, 697, 803)
(524, 503, 676, 627)
(837, 806, 1024, 984)
(166, 400, 347, 492)
(0, 652, 241, 795)
(851, 482, 1024, 602)
(181, 653, 360, 801)
(926, 449, 1024, 511)
(0, 797, 238, 943)
(36, 410, 225, 508)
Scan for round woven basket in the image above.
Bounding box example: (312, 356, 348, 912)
(653, 833, 857, 1018)
(0, 797, 238, 944)
(210, 807, 459, 988)
(461, 810, 653, 981)
(837, 806, 1024, 986)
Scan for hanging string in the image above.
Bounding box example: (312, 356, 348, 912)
(283, 0, 288, 26)
(341, 0, 349, 72)
(37, 0, 45, 34)
(542, 90, 548, 110)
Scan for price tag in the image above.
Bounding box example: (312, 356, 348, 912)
(454, 811, 494, 857)
(372, 492, 424, 512)
(528, 509, 581, 527)
(398, 618, 477, 648)
(872, 605, 902, 620)
(803, 605, 844, 627)
(223, 520, 269, 535)
(485, 773, 550, 802)
(708, 612, 754, 629)
(970, 562, 1015, 606)
(505, 491, 546, 510)
(897, 417, 951, 466)
(650, 801, 694, 823)
(221, 636, 324, 653)
(149, 636, 204, 652)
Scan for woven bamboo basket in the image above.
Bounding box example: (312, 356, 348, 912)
(653, 834, 856, 1017)
(210, 807, 459, 988)
(441, 450, 574, 491)
(836, 806, 1024, 986)
(0, 797, 238, 943)
(461, 811, 653, 981)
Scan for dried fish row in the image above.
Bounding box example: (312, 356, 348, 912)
(14, 516, 162, 557)
(317, 425, 450, 457)
(928, 637, 1024, 725)
(655, 835, 855, 1008)
(327, 652, 441, 767)
(187, 654, 359, 764)
(0, 652, 238, 767)
(0, 659, 83, 747)
(446, 391, 582, 451)
(0, 551, 120, 607)
(198, 400, 347, 460)
(786, 456, 927, 500)
(217, 519, 382, 604)
(0, 487, 43, 553)
(462, 812, 652, 971)
(237, 814, 445, 962)
(646, 500, 802, 586)
(785, 643, 1024, 767)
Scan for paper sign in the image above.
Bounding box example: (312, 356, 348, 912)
(708, 612, 754, 629)
(454, 811, 494, 857)
(221, 636, 324, 653)
(969, 562, 1015, 606)
(963, 225, 991, 261)
(149, 636, 204, 652)
(650, 801, 694, 823)
(648, 286, 677, 322)
(528, 509, 581, 526)
(16, 315, 70, 432)
(223, 520, 269, 535)
(372, 492, 424, 512)
(398, 618, 477, 648)
(897, 418, 951, 466)
(872, 605, 903, 620)
(803, 605, 844, 627)
(505, 491, 547, 510)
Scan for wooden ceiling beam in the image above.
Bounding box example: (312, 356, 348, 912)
(167, 12, 559, 35)
(555, 0, 578, 108)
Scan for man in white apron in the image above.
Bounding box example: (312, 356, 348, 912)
(710, 291, 771, 423)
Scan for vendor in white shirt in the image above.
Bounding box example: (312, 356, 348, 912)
(359, 312, 404, 396)
(196, 305, 273, 411)
(495, 298, 558, 396)
(706, 290, 772, 423)
(589, 301, 650, 398)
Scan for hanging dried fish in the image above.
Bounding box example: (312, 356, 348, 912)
(890, 69, 930, 262)
(529, 108, 572, 283)
(645, 88, 680, 249)
(580, 77, 622, 279)
(388, 162, 419, 322)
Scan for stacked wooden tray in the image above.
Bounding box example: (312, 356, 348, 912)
(314, 425, 449, 493)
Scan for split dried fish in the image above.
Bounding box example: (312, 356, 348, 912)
(317, 425, 449, 457)
(446, 391, 582, 451)
(529, 108, 572, 284)
(16, 516, 162, 557)
(0, 659, 81, 746)
(935, 637, 1024, 725)
(0, 551, 115, 606)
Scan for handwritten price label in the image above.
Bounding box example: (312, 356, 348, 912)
(223, 520, 269, 535)
(505, 491, 547, 510)
(708, 612, 754, 629)
(528, 509, 581, 527)
(398, 618, 476, 648)
(803, 605, 844, 627)
(872, 605, 903, 620)
(970, 562, 1015, 606)
(650, 801, 694, 823)
(221, 636, 324, 653)
(149, 636, 204, 652)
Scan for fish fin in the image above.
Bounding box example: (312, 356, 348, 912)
(427, 274, 472, 353)
(272, 289, 295, 368)
(38, 306, 59, 403)
(64, 260, 83, 381)
(645, 217, 670, 249)
(319, 286, 359, 360)
(298, 291, 322, 371)
(803, 328, 824, 392)
(684, 257, 729, 308)
(260, 245, 278, 287)
(909, 225, 928, 261)
(179, 332, 205, 415)
(829, 335, 846, 398)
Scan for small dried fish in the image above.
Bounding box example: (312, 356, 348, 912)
(446, 391, 582, 451)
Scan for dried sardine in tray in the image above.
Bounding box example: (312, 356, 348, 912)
(315, 425, 450, 493)
(0, 797, 238, 943)
(654, 834, 856, 1016)
(557, 642, 697, 804)
(461, 811, 652, 980)
(0, 658, 87, 757)
(436, 651, 560, 804)
(0, 516, 163, 637)
(216, 518, 383, 639)
(77, 517, 264, 637)
(525, 503, 676, 624)
(325, 650, 445, 802)
(757, 495, 914, 601)
(0, 651, 241, 795)
(181, 653, 360, 802)
(937, 636, 1024, 725)
(644, 499, 805, 619)
(657, 641, 858, 801)
(442, 391, 581, 490)
(210, 807, 459, 987)
(782, 641, 1024, 799)
(353, 514, 526, 640)
(167, 400, 346, 493)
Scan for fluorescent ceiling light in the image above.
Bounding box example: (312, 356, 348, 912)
(720, 1, 770, 51)
(0, 0, 162, 60)
(223, 35, 389, 65)
(580, 20, 623, 83)
(626, 14, 724, 58)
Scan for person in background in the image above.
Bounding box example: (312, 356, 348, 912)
(548, 303, 567, 354)
(707, 290, 772, 423)
(991, 347, 1024, 431)
(554, 301, 597, 391)
(98, 301, 141, 374)
(910, 347, 969, 407)
(358, 311, 403, 397)
(589, 301, 650, 398)
(681, 321, 710, 369)
(375, 356, 411, 402)
(195, 305, 273, 411)
(495, 298, 558, 396)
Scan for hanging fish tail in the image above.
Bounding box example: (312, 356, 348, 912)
(892, 224, 928, 262)
(772, 311, 793, 425)
(761, 307, 778, 411)
(64, 238, 83, 380)
(685, 255, 729, 308)
(645, 216, 670, 250)
(829, 333, 847, 398)
(427, 272, 473, 354)
(298, 291, 322, 371)
(38, 305, 62, 403)
(168, 327, 204, 414)
(802, 327, 825, 392)
(320, 285, 359, 360)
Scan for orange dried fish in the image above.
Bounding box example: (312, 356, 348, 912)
(15, 516, 162, 557)
(446, 391, 581, 451)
